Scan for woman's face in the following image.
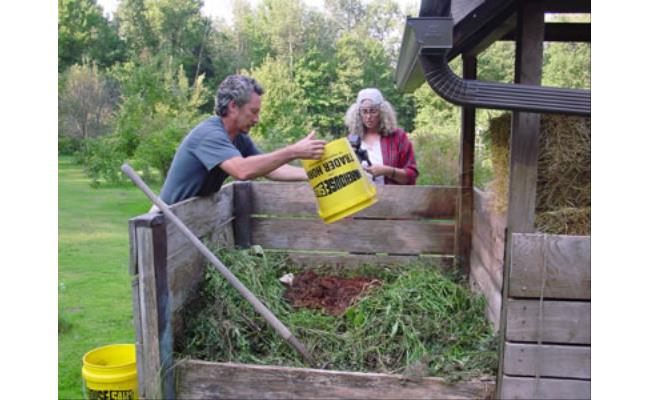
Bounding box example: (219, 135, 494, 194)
(359, 99, 380, 131)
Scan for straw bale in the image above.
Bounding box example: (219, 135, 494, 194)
(486, 114, 511, 214)
(535, 207, 591, 236)
(485, 113, 591, 235)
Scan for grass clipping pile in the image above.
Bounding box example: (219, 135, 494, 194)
(176, 248, 497, 381)
(487, 113, 590, 235)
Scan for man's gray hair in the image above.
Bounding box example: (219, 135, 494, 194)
(215, 75, 265, 116)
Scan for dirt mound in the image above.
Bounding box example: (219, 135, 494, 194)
(282, 271, 380, 316)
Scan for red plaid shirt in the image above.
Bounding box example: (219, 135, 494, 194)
(380, 128, 419, 185)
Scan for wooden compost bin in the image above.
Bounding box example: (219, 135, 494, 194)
(469, 190, 591, 399)
(128, 181, 496, 399)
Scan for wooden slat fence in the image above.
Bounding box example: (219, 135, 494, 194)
(241, 182, 458, 267)
(469, 189, 506, 330)
(500, 233, 591, 399)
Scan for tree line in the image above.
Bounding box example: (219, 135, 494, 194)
(58, 0, 590, 186)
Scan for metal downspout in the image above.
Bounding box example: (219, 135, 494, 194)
(416, 1, 591, 116)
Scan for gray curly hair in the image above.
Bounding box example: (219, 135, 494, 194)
(215, 75, 265, 117)
(344, 91, 398, 138)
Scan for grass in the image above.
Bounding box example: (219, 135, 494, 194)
(177, 247, 497, 381)
(58, 156, 157, 399)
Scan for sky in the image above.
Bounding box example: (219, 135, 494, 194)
(97, 0, 419, 23)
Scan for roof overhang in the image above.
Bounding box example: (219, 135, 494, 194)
(395, 0, 591, 92)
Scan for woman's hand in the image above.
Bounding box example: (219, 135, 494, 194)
(364, 164, 393, 179)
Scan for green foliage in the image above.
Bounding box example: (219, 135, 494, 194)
(78, 135, 128, 186)
(58, 136, 84, 156)
(58, 0, 126, 71)
(294, 48, 338, 135)
(59, 62, 117, 141)
(177, 247, 497, 379)
(81, 58, 210, 185)
(543, 42, 591, 89)
(57, 0, 590, 188)
(248, 57, 310, 147)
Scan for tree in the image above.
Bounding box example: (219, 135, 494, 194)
(58, 0, 126, 71)
(114, 0, 159, 58)
(59, 62, 115, 139)
(248, 57, 309, 147)
(323, 0, 365, 34)
(81, 58, 211, 185)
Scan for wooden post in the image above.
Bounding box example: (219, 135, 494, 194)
(130, 214, 174, 399)
(496, 1, 545, 398)
(234, 181, 253, 248)
(455, 53, 477, 277)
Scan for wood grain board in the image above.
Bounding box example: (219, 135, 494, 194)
(175, 361, 495, 400)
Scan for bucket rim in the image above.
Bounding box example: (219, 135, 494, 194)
(82, 343, 136, 369)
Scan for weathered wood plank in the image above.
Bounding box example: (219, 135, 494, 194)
(284, 252, 455, 269)
(469, 251, 502, 330)
(451, 0, 484, 23)
(498, 3, 546, 398)
(510, 233, 591, 299)
(472, 190, 506, 287)
(506, 299, 591, 344)
(249, 182, 457, 219)
(455, 54, 477, 276)
(176, 361, 495, 400)
(471, 224, 503, 290)
(165, 184, 234, 256)
(473, 189, 507, 236)
(128, 219, 138, 275)
(136, 227, 162, 399)
(501, 376, 590, 400)
(251, 218, 455, 254)
(167, 247, 205, 315)
(130, 277, 145, 400)
(234, 181, 253, 248)
(504, 343, 590, 379)
(150, 221, 174, 400)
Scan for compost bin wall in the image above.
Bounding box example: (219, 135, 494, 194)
(500, 233, 591, 399)
(470, 188, 506, 330)
(128, 181, 501, 399)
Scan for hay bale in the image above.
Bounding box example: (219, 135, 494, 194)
(485, 113, 591, 235)
(535, 207, 591, 236)
(485, 114, 511, 214)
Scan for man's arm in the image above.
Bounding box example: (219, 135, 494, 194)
(265, 164, 307, 181)
(220, 131, 324, 181)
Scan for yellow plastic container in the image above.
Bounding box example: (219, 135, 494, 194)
(82, 344, 138, 400)
(302, 137, 377, 223)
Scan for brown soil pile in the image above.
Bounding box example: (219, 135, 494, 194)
(283, 271, 380, 316)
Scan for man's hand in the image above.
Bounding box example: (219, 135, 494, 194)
(291, 131, 326, 160)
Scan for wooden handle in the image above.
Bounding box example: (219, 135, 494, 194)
(121, 163, 316, 366)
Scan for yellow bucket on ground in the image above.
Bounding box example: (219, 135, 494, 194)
(302, 137, 377, 223)
(82, 344, 138, 400)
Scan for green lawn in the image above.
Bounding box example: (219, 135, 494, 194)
(58, 157, 158, 399)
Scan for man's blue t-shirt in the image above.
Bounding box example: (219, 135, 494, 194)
(160, 116, 261, 204)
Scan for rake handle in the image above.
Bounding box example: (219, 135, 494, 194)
(121, 163, 316, 366)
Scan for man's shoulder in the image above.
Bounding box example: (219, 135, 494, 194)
(185, 116, 229, 145)
(190, 116, 225, 136)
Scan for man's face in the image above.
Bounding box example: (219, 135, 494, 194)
(233, 92, 261, 133)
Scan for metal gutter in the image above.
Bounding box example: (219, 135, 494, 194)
(395, 3, 591, 116)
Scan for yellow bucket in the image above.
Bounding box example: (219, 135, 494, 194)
(82, 344, 138, 400)
(302, 137, 377, 223)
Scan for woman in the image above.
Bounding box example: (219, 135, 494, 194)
(345, 88, 418, 185)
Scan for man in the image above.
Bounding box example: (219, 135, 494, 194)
(158, 75, 326, 206)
